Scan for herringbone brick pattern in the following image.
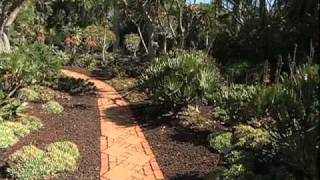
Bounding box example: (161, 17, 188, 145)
(62, 70, 164, 180)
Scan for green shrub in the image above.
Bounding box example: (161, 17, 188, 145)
(208, 84, 257, 122)
(0, 126, 19, 148)
(225, 150, 255, 169)
(0, 97, 28, 121)
(233, 125, 271, 149)
(212, 106, 230, 123)
(42, 101, 64, 114)
(46, 142, 80, 172)
(0, 121, 31, 137)
(19, 116, 43, 132)
(125, 34, 140, 56)
(177, 105, 214, 130)
(265, 65, 319, 179)
(0, 45, 63, 91)
(80, 25, 115, 49)
(141, 49, 222, 105)
(208, 132, 233, 154)
(206, 165, 253, 180)
(18, 88, 40, 102)
(8, 142, 80, 180)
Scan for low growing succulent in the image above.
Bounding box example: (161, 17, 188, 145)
(42, 101, 64, 114)
(208, 132, 233, 154)
(8, 141, 80, 180)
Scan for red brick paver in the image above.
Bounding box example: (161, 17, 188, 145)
(62, 70, 165, 180)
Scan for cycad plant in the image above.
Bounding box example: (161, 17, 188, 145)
(141, 49, 222, 106)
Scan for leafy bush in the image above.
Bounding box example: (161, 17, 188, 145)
(0, 96, 28, 121)
(42, 101, 64, 114)
(177, 105, 214, 131)
(141, 49, 222, 105)
(265, 65, 319, 179)
(125, 34, 140, 56)
(0, 45, 63, 91)
(208, 132, 233, 154)
(8, 141, 80, 179)
(79, 25, 115, 50)
(208, 84, 257, 123)
(233, 125, 271, 149)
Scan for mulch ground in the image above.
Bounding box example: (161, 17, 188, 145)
(0, 94, 100, 180)
(129, 103, 221, 179)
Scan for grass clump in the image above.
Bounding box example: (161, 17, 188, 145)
(8, 141, 80, 180)
(42, 101, 64, 114)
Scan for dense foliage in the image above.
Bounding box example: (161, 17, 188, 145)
(141, 49, 222, 105)
(0, 0, 318, 179)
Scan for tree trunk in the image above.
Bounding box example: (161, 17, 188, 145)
(163, 36, 167, 54)
(0, 0, 28, 52)
(112, 1, 120, 52)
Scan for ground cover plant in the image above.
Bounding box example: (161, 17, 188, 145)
(8, 141, 80, 179)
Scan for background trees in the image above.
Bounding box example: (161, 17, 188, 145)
(0, 0, 28, 52)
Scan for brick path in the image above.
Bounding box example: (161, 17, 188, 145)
(62, 70, 165, 180)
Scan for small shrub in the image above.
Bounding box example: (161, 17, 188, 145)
(19, 116, 43, 131)
(0, 116, 43, 149)
(208, 84, 257, 123)
(125, 34, 140, 56)
(233, 125, 271, 149)
(225, 150, 255, 170)
(177, 105, 214, 131)
(0, 127, 18, 148)
(0, 97, 28, 121)
(208, 132, 233, 154)
(8, 142, 80, 179)
(18, 88, 40, 102)
(0, 122, 30, 137)
(0, 44, 63, 91)
(80, 25, 115, 50)
(212, 106, 230, 123)
(46, 142, 80, 172)
(42, 101, 64, 114)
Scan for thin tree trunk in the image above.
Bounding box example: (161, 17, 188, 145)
(112, 1, 120, 52)
(163, 36, 167, 54)
(0, 32, 10, 52)
(134, 22, 148, 54)
(0, 0, 28, 52)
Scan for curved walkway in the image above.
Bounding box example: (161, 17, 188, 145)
(62, 70, 164, 180)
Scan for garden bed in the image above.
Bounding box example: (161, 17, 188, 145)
(105, 77, 222, 179)
(0, 94, 100, 179)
